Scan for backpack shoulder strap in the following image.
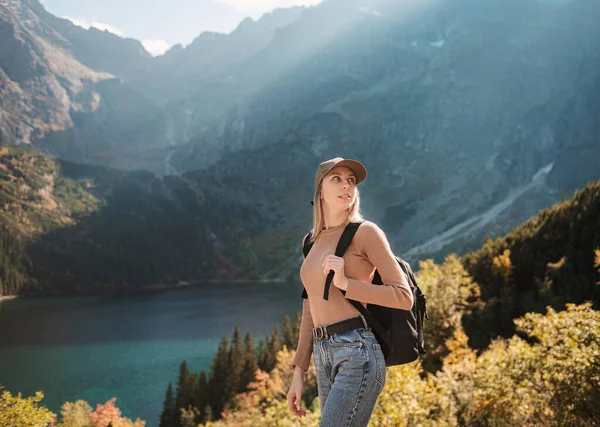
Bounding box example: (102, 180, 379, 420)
(300, 231, 313, 299)
(302, 231, 313, 258)
(300, 221, 364, 300)
(323, 221, 363, 300)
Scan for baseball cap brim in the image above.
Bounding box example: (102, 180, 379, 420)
(320, 159, 367, 187)
(332, 159, 367, 184)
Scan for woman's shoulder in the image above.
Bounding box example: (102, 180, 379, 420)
(355, 220, 387, 240)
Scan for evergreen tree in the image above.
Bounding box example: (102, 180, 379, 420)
(293, 310, 302, 347)
(241, 331, 258, 389)
(185, 373, 199, 411)
(282, 314, 295, 349)
(174, 361, 190, 425)
(257, 338, 269, 372)
(159, 382, 175, 427)
(208, 336, 230, 417)
(260, 326, 282, 372)
(0, 226, 28, 296)
(194, 370, 209, 424)
(223, 326, 246, 406)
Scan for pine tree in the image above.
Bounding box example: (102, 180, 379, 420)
(293, 310, 302, 346)
(261, 326, 282, 372)
(185, 372, 199, 411)
(159, 382, 175, 427)
(282, 314, 294, 349)
(0, 226, 28, 296)
(257, 338, 269, 372)
(273, 326, 282, 366)
(194, 370, 209, 424)
(241, 331, 258, 389)
(174, 361, 190, 425)
(209, 335, 230, 417)
(222, 325, 246, 406)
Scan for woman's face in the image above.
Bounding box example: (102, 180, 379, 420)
(320, 166, 357, 210)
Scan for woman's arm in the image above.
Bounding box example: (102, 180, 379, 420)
(291, 297, 314, 372)
(345, 222, 414, 310)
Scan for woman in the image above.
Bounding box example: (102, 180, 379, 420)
(286, 157, 414, 426)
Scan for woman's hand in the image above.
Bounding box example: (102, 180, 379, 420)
(322, 253, 349, 291)
(287, 370, 307, 418)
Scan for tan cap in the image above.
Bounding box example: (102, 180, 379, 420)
(314, 157, 367, 189)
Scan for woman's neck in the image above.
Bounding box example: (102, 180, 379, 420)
(322, 206, 348, 229)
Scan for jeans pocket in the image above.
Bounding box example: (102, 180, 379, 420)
(329, 329, 363, 347)
(372, 343, 386, 387)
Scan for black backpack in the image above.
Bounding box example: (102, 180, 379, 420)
(300, 221, 428, 367)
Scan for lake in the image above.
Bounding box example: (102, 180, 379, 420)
(0, 281, 305, 426)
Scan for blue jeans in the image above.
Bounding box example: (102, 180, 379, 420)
(313, 325, 386, 426)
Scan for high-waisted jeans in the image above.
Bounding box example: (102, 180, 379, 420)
(313, 326, 386, 426)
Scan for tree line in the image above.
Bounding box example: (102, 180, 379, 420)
(158, 313, 308, 426)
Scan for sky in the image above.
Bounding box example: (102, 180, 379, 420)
(40, 0, 324, 56)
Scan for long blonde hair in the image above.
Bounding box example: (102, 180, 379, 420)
(310, 185, 364, 242)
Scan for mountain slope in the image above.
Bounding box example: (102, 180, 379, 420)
(159, 0, 600, 260)
(0, 144, 267, 295)
(462, 179, 600, 348)
(0, 0, 173, 173)
(2, 0, 600, 283)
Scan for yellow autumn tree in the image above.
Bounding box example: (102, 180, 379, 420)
(370, 362, 457, 426)
(416, 254, 481, 371)
(0, 386, 55, 427)
(491, 248, 512, 283)
(445, 303, 600, 426)
(55, 400, 93, 427)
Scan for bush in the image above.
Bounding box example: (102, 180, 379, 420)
(438, 303, 600, 426)
(416, 254, 481, 372)
(0, 386, 55, 427)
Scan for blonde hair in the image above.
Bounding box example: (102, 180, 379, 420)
(310, 184, 364, 242)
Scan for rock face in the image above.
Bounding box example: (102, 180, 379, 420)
(1, 0, 600, 275)
(0, 0, 167, 173)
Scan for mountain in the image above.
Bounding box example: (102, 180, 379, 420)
(8, 0, 152, 78)
(0, 144, 269, 295)
(1, 0, 600, 295)
(0, 0, 171, 173)
(163, 0, 600, 259)
(138, 7, 305, 99)
(0, 0, 311, 174)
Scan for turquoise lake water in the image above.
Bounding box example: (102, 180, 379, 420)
(0, 281, 304, 426)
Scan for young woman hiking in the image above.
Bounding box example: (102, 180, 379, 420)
(286, 157, 413, 426)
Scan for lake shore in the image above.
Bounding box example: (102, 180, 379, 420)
(0, 277, 293, 299)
